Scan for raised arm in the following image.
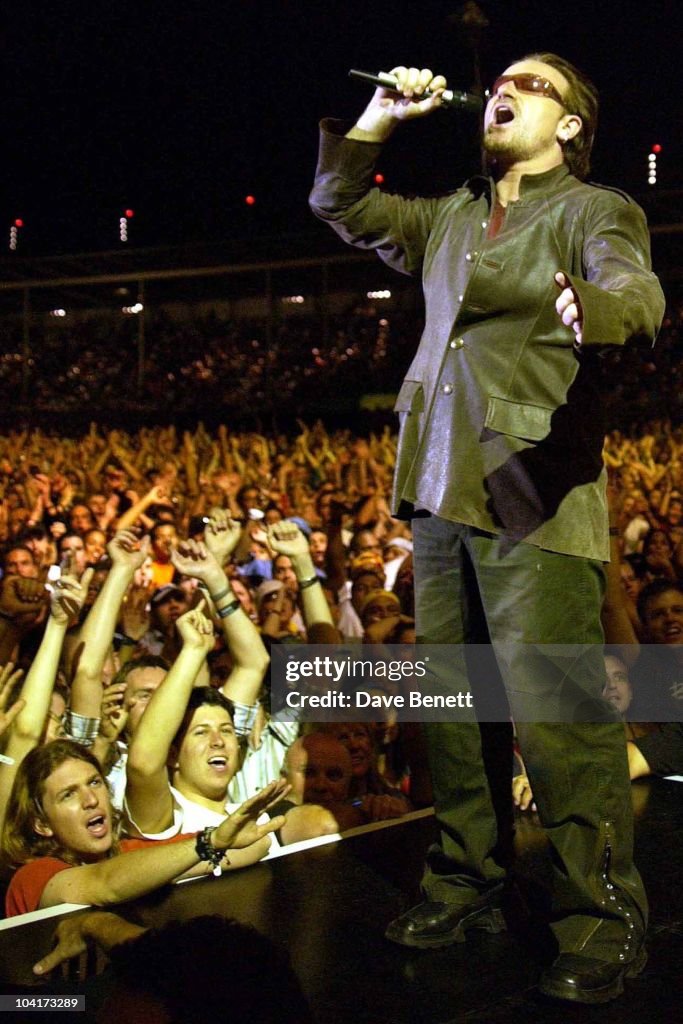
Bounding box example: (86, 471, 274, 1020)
(115, 484, 171, 532)
(69, 532, 150, 719)
(8, 574, 92, 750)
(125, 603, 215, 834)
(346, 66, 447, 142)
(309, 67, 445, 281)
(0, 575, 91, 834)
(172, 513, 269, 705)
(267, 521, 333, 629)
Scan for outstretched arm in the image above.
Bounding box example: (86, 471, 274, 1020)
(39, 779, 289, 911)
(34, 912, 147, 976)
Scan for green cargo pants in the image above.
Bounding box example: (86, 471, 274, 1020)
(413, 515, 647, 962)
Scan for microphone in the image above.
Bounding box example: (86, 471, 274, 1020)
(348, 69, 482, 113)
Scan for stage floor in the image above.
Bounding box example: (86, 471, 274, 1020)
(1, 779, 681, 1023)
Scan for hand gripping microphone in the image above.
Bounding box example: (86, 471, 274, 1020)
(348, 69, 482, 113)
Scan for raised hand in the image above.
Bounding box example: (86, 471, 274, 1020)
(107, 530, 151, 571)
(121, 581, 153, 641)
(266, 520, 310, 560)
(0, 575, 49, 625)
(203, 510, 242, 567)
(50, 570, 94, 626)
(98, 680, 129, 742)
(171, 538, 223, 592)
(372, 66, 447, 121)
(145, 483, 172, 507)
(175, 600, 215, 655)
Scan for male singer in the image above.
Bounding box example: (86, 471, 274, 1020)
(310, 54, 664, 1003)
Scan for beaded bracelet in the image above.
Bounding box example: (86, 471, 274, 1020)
(195, 826, 226, 877)
(299, 575, 321, 590)
(217, 599, 241, 619)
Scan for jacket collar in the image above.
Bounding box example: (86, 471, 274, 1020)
(514, 162, 571, 197)
(466, 163, 572, 205)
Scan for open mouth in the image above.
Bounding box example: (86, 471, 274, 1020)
(493, 104, 515, 125)
(207, 756, 229, 771)
(86, 814, 108, 837)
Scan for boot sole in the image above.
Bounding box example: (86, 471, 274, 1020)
(538, 946, 648, 1004)
(385, 903, 507, 950)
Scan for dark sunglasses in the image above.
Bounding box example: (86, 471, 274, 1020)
(491, 73, 565, 107)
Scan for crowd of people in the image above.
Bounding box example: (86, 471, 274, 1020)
(0, 301, 421, 424)
(0, 409, 680, 979)
(0, 295, 681, 426)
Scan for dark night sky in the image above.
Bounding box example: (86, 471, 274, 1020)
(1, 0, 681, 256)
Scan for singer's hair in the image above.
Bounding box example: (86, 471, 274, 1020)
(522, 52, 598, 179)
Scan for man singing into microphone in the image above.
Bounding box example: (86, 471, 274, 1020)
(310, 55, 664, 1004)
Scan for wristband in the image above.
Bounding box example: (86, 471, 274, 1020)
(210, 585, 232, 603)
(299, 575, 321, 590)
(115, 633, 136, 647)
(217, 599, 241, 619)
(195, 826, 226, 877)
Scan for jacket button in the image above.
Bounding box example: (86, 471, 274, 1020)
(450, 338, 464, 350)
(442, 383, 453, 395)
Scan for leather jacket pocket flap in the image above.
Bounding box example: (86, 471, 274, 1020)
(394, 380, 425, 414)
(484, 396, 553, 442)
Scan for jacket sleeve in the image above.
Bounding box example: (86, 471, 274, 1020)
(309, 118, 439, 277)
(563, 191, 665, 347)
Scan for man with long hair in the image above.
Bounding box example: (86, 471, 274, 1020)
(2, 738, 286, 916)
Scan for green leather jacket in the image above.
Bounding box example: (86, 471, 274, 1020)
(310, 119, 665, 560)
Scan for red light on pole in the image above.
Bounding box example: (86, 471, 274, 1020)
(125, 208, 135, 219)
(14, 218, 24, 228)
(245, 195, 256, 206)
(652, 144, 662, 154)
(374, 173, 384, 184)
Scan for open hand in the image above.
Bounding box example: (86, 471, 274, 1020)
(212, 778, 290, 851)
(555, 271, 583, 345)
